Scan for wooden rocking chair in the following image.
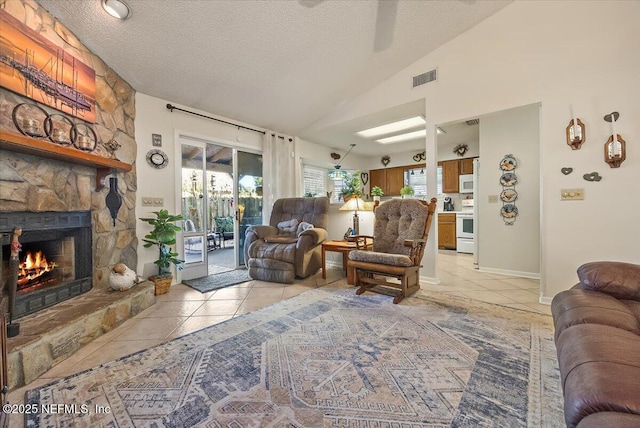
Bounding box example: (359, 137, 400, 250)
(348, 198, 437, 303)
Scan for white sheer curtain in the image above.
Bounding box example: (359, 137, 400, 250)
(262, 132, 295, 222)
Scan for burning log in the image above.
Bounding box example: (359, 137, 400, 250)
(17, 250, 57, 287)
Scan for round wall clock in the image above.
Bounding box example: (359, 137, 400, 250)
(146, 149, 169, 169)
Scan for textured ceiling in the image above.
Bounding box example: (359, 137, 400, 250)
(35, 0, 511, 155)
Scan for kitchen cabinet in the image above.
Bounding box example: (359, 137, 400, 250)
(460, 158, 474, 175)
(438, 213, 457, 249)
(369, 166, 406, 196)
(370, 169, 386, 193)
(386, 167, 405, 195)
(441, 160, 459, 193)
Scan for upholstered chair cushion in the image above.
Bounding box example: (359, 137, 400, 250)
(349, 251, 412, 267)
(372, 199, 429, 255)
(577, 261, 640, 301)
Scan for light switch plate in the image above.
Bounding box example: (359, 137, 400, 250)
(561, 188, 585, 200)
(142, 197, 153, 206)
(488, 195, 499, 203)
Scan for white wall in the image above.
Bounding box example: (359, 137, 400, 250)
(304, 1, 640, 299)
(135, 93, 263, 279)
(478, 104, 540, 277)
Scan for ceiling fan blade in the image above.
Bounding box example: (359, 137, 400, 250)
(374, 0, 398, 52)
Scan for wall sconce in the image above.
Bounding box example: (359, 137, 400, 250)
(604, 112, 625, 168)
(566, 118, 585, 150)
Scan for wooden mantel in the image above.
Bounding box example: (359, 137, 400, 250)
(0, 129, 132, 191)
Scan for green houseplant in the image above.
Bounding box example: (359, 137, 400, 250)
(340, 170, 364, 201)
(371, 185, 384, 202)
(139, 209, 184, 295)
(400, 185, 415, 198)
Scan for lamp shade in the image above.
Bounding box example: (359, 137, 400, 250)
(339, 198, 372, 212)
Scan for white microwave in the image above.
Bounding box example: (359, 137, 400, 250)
(459, 174, 474, 194)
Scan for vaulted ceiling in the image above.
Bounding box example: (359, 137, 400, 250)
(35, 0, 511, 154)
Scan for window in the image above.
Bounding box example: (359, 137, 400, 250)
(405, 168, 427, 198)
(303, 165, 327, 198)
(302, 164, 352, 204)
(437, 165, 443, 195)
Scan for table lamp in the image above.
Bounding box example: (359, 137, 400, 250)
(339, 197, 372, 235)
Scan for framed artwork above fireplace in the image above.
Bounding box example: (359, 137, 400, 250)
(0, 10, 96, 123)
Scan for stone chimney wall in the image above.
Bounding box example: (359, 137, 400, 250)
(0, 0, 137, 290)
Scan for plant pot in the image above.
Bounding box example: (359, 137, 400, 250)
(373, 195, 381, 202)
(150, 274, 172, 295)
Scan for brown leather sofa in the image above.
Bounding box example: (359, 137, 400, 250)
(551, 261, 640, 428)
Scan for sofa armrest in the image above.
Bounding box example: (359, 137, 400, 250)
(578, 261, 640, 301)
(296, 228, 327, 249)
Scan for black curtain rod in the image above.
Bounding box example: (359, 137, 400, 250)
(166, 103, 265, 135)
(166, 104, 293, 141)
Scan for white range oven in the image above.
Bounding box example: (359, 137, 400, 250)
(456, 211, 474, 254)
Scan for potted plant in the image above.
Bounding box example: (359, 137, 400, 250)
(139, 209, 185, 295)
(400, 185, 415, 198)
(371, 185, 384, 202)
(340, 170, 364, 201)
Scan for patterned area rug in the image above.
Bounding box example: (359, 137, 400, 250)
(183, 268, 251, 293)
(25, 286, 564, 427)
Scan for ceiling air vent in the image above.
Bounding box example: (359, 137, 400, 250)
(466, 119, 480, 126)
(412, 69, 437, 88)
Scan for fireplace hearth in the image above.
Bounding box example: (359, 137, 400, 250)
(1, 211, 92, 318)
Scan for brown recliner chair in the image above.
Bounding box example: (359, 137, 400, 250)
(244, 197, 329, 283)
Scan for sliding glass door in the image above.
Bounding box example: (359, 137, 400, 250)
(180, 142, 208, 280)
(235, 151, 263, 266)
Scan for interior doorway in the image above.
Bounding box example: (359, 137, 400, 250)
(179, 139, 262, 281)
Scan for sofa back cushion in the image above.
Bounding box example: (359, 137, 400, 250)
(270, 197, 329, 230)
(578, 261, 640, 301)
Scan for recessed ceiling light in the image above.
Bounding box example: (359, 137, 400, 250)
(356, 116, 425, 138)
(102, 0, 130, 20)
(376, 129, 427, 144)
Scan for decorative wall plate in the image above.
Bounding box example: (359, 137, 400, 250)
(146, 149, 169, 169)
(500, 189, 518, 203)
(499, 172, 518, 186)
(501, 204, 518, 219)
(500, 155, 517, 171)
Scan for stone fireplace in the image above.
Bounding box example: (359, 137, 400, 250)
(0, 1, 155, 389)
(1, 211, 92, 318)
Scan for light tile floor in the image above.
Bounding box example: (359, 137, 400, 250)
(7, 251, 549, 425)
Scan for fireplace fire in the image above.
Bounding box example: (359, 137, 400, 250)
(18, 249, 58, 289)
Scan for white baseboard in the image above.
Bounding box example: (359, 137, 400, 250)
(420, 276, 440, 285)
(539, 296, 552, 305)
(477, 267, 540, 280)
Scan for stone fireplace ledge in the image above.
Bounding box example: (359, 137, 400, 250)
(6, 282, 155, 389)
